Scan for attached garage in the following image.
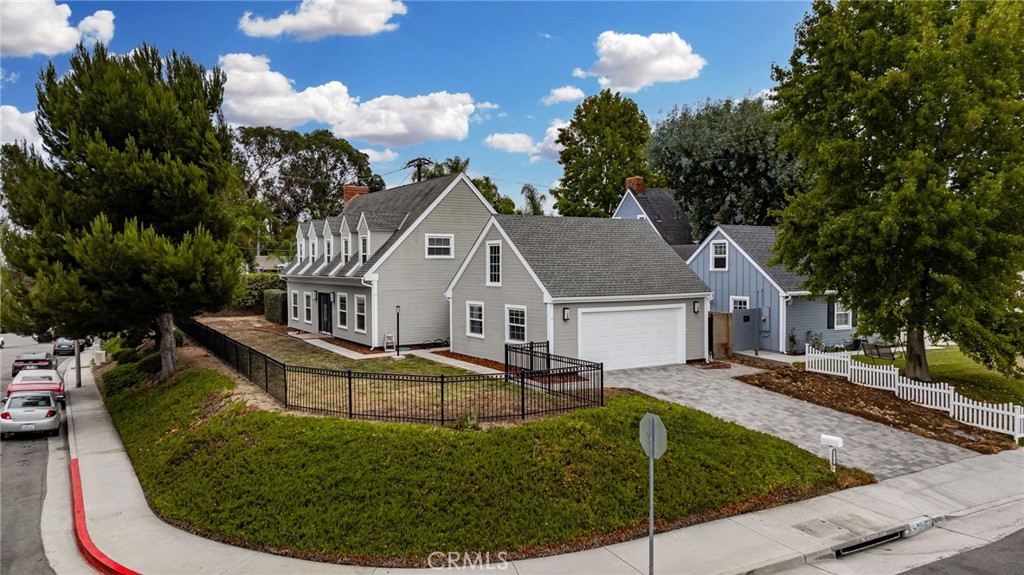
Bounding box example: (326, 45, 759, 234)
(578, 305, 685, 370)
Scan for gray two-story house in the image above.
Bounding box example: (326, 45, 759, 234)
(282, 173, 495, 348)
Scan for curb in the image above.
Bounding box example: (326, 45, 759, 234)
(70, 459, 141, 575)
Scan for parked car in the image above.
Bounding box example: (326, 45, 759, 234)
(11, 352, 57, 377)
(8, 370, 65, 405)
(53, 337, 77, 356)
(0, 391, 62, 438)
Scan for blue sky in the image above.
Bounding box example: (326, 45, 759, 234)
(0, 1, 811, 208)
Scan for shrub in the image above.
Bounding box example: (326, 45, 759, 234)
(235, 273, 286, 313)
(136, 353, 163, 374)
(101, 334, 123, 354)
(264, 289, 288, 325)
(174, 330, 185, 348)
(102, 363, 148, 396)
(112, 348, 142, 364)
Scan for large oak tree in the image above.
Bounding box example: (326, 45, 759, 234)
(771, 1, 1024, 379)
(1, 43, 243, 381)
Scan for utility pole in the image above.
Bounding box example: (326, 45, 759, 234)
(403, 157, 434, 182)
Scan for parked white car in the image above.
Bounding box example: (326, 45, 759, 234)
(0, 391, 62, 437)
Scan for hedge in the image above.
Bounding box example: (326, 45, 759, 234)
(264, 289, 287, 325)
(235, 273, 286, 313)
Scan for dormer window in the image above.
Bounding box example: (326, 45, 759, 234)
(297, 242, 304, 261)
(310, 238, 317, 260)
(342, 237, 350, 263)
(360, 235, 368, 264)
(326, 239, 333, 262)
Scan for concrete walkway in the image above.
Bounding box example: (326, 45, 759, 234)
(605, 364, 977, 480)
(49, 354, 1023, 575)
(299, 337, 500, 375)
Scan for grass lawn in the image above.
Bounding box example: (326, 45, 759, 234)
(215, 327, 471, 376)
(106, 368, 871, 566)
(855, 346, 1024, 405)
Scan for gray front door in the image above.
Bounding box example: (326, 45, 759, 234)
(732, 308, 761, 352)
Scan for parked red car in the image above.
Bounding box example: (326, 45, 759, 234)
(7, 370, 65, 405)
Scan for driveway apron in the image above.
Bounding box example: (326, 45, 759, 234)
(605, 364, 978, 480)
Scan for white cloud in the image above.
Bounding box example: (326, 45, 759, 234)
(575, 31, 706, 93)
(0, 68, 19, 84)
(0, 1, 113, 57)
(484, 118, 566, 163)
(361, 148, 398, 163)
(484, 133, 536, 154)
(476, 102, 499, 110)
(1, 106, 41, 146)
(219, 53, 476, 147)
(471, 101, 499, 124)
(239, 0, 406, 40)
(542, 85, 584, 105)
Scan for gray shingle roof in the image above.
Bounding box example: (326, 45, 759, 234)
(362, 211, 408, 231)
(636, 188, 692, 245)
(717, 225, 807, 293)
(494, 215, 710, 298)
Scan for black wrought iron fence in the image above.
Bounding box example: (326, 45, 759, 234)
(178, 320, 603, 425)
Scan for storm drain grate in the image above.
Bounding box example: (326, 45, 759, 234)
(834, 530, 902, 558)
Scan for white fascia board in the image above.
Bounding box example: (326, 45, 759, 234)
(550, 292, 712, 304)
(493, 220, 553, 304)
(685, 227, 722, 266)
(339, 217, 350, 236)
(365, 173, 493, 278)
(710, 227, 789, 296)
(611, 190, 635, 218)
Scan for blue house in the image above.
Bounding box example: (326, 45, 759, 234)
(686, 225, 857, 353)
(612, 176, 697, 260)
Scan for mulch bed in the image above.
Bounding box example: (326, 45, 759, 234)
(435, 350, 505, 371)
(255, 323, 291, 335)
(733, 362, 1018, 454)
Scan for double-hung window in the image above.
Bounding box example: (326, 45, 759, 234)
(486, 241, 501, 286)
(467, 302, 484, 338)
(310, 239, 317, 260)
(290, 291, 299, 320)
(325, 239, 333, 262)
(506, 305, 526, 343)
(355, 295, 367, 333)
(337, 293, 348, 329)
(834, 303, 852, 330)
(303, 292, 312, 323)
(711, 240, 728, 271)
(425, 234, 454, 258)
(360, 236, 369, 264)
(342, 237, 350, 263)
(297, 242, 304, 262)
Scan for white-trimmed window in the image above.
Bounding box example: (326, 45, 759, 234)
(310, 239, 317, 260)
(355, 295, 367, 333)
(506, 305, 526, 343)
(325, 239, 333, 262)
(487, 241, 502, 286)
(303, 292, 312, 324)
(425, 234, 454, 259)
(711, 240, 728, 271)
(342, 237, 350, 263)
(730, 296, 749, 311)
(835, 303, 852, 330)
(290, 291, 299, 320)
(297, 242, 304, 262)
(467, 302, 484, 338)
(337, 292, 348, 329)
(360, 235, 369, 264)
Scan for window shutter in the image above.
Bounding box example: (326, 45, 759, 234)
(827, 300, 835, 329)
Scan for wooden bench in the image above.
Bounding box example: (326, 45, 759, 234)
(861, 342, 901, 363)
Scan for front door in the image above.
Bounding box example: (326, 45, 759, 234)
(318, 293, 333, 334)
(731, 307, 761, 352)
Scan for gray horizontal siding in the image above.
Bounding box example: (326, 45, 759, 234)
(286, 278, 372, 347)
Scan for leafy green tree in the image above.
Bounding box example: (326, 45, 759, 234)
(1, 43, 243, 381)
(551, 90, 654, 216)
(771, 0, 1024, 380)
(648, 97, 803, 240)
(232, 126, 383, 253)
(519, 184, 547, 216)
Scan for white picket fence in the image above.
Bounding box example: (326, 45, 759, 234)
(805, 345, 1023, 441)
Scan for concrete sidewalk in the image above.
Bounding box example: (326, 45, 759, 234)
(56, 358, 1023, 575)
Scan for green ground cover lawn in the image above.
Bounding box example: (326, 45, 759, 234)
(855, 346, 1024, 405)
(106, 368, 871, 566)
(218, 329, 471, 376)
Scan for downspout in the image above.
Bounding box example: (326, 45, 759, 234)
(704, 295, 711, 361)
(546, 303, 555, 355)
(447, 295, 453, 351)
(779, 293, 790, 353)
(361, 275, 378, 349)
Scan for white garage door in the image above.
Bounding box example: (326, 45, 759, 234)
(578, 305, 685, 370)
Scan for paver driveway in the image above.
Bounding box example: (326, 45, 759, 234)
(606, 364, 978, 480)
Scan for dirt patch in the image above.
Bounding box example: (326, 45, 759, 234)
(734, 363, 1017, 454)
(435, 350, 505, 371)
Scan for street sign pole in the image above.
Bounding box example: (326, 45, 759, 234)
(648, 415, 655, 575)
(639, 412, 667, 575)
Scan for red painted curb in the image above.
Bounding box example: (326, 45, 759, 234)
(70, 458, 142, 575)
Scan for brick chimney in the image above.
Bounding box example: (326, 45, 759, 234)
(343, 184, 369, 208)
(626, 176, 645, 197)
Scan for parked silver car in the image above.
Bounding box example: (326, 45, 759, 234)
(0, 391, 62, 438)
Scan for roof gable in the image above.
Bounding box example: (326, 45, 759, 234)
(636, 188, 692, 245)
(690, 225, 808, 294)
